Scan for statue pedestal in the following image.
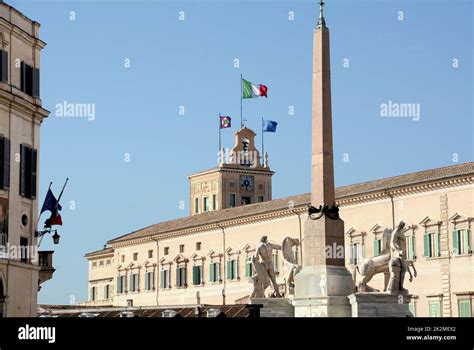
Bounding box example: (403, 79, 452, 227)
(293, 217, 354, 317)
(249, 298, 294, 318)
(348, 292, 413, 317)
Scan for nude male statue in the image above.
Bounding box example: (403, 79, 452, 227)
(256, 235, 281, 297)
(387, 220, 408, 293)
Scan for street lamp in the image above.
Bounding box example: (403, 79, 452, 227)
(52, 232, 60, 245)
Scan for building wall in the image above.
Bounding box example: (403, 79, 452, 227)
(0, 3, 48, 317)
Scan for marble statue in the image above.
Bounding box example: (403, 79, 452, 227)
(282, 237, 301, 296)
(387, 221, 409, 294)
(352, 228, 392, 292)
(251, 235, 281, 298)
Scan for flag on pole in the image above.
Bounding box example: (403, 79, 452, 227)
(242, 79, 268, 99)
(220, 116, 231, 129)
(40, 189, 63, 214)
(262, 120, 278, 132)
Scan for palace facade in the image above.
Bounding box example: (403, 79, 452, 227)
(85, 128, 473, 317)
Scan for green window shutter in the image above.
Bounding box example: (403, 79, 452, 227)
(408, 303, 415, 317)
(193, 266, 199, 285)
(458, 300, 472, 317)
(245, 261, 252, 277)
(429, 302, 441, 317)
(373, 240, 379, 256)
(423, 233, 431, 257)
(209, 263, 215, 282)
(227, 260, 231, 280)
(434, 232, 440, 257)
(409, 236, 415, 259)
(452, 231, 459, 255)
(462, 230, 471, 254)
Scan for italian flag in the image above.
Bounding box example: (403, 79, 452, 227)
(242, 78, 268, 99)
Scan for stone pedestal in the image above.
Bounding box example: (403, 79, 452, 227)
(249, 298, 294, 318)
(348, 292, 413, 317)
(293, 218, 354, 317)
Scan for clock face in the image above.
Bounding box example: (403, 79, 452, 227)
(240, 175, 254, 192)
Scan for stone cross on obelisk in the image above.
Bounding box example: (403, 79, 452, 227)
(293, 0, 353, 317)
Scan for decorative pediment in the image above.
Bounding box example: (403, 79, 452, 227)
(0, 32, 9, 48)
(190, 252, 205, 261)
(207, 249, 222, 258)
(419, 216, 442, 227)
(370, 224, 388, 233)
(173, 254, 188, 263)
(242, 243, 256, 253)
(127, 262, 138, 269)
(159, 257, 173, 266)
(345, 227, 366, 237)
(225, 247, 240, 255)
(449, 212, 472, 224)
(143, 260, 155, 268)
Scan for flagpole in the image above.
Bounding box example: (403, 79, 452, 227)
(36, 181, 52, 228)
(218, 112, 221, 157)
(56, 177, 69, 204)
(240, 74, 243, 129)
(261, 118, 264, 166)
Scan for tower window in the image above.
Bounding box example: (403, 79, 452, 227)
(229, 194, 236, 208)
(212, 194, 217, 210)
(0, 50, 7, 82)
(194, 198, 199, 214)
(258, 195, 264, 203)
(203, 197, 209, 212)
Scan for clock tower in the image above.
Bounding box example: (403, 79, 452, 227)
(188, 127, 274, 215)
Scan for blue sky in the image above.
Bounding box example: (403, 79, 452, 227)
(8, 0, 472, 304)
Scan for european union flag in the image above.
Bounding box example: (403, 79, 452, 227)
(40, 189, 62, 214)
(262, 120, 278, 133)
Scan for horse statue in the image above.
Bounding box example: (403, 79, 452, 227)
(282, 237, 302, 296)
(353, 228, 417, 292)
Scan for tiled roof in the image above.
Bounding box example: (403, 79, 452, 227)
(38, 305, 251, 318)
(84, 247, 114, 258)
(107, 162, 473, 245)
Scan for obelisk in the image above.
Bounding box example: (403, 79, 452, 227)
(293, 0, 353, 317)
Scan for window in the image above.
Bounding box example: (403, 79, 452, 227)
(130, 273, 139, 292)
(458, 299, 472, 317)
(20, 61, 40, 97)
(0, 50, 8, 82)
(164, 247, 169, 255)
(92, 262, 97, 268)
(192, 265, 202, 285)
(272, 252, 279, 273)
(196, 242, 201, 251)
(0, 136, 10, 190)
(203, 197, 209, 212)
(99, 260, 104, 267)
(452, 229, 471, 255)
(241, 196, 251, 205)
(194, 198, 199, 214)
(373, 239, 382, 256)
(117, 275, 126, 294)
(245, 256, 253, 277)
(104, 285, 110, 299)
(406, 234, 416, 260)
(19, 144, 37, 199)
(179, 244, 184, 253)
(429, 301, 441, 317)
(145, 271, 154, 291)
(176, 266, 187, 288)
(349, 242, 364, 265)
(133, 253, 138, 261)
(212, 194, 217, 210)
(229, 193, 236, 208)
(20, 237, 28, 262)
(90, 286, 97, 301)
(106, 259, 111, 266)
(148, 250, 153, 259)
(408, 302, 416, 317)
(257, 195, 264, 203)
(121, 255, 125, 263)
(423, 232, 440, 258)
(226, 259, 239, 280)
(160, 269, 170, 289)
(209, 262, 221, 283)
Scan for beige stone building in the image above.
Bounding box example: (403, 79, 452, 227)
(0, 3, 52, 317)
(85, 135, 474, 317)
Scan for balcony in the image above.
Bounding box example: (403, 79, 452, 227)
(38, 251, 55, 287)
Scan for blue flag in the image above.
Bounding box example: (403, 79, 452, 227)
(40, 189, 62, 214)
(262, 120, 278, 133)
